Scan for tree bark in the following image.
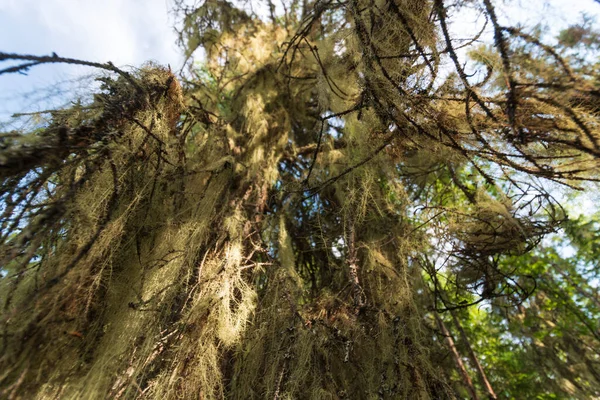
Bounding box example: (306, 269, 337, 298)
(449, 309, 498, 400)
(436, 313, 480, 400)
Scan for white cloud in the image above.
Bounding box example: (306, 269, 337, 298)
(0, 0, 181, 67)
(0, 0, 183, 118)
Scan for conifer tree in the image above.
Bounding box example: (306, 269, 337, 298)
(1, 0, 599, 398)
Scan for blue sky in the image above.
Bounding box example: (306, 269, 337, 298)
(0, 0, 182, 119)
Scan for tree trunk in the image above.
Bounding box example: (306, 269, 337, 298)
(449, 309, 498, 400)
(436, 313, 480, 400)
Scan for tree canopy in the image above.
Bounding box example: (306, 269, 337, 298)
(0, 0, 599, 398)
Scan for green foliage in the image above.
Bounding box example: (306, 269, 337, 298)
(440, 213, 600, 399)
